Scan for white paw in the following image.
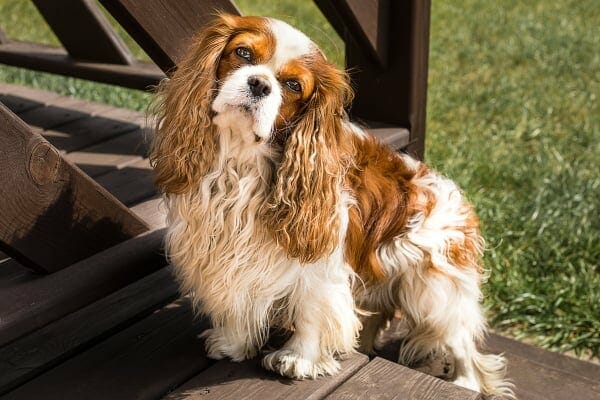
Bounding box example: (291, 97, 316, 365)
(200, 328, 256, 362)
(262, 349, 340, 379)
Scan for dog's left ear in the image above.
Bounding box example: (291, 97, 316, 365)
(149, 14, 242, 194)
(264, 63, 354, 264)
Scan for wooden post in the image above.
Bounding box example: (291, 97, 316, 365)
(0, 102, 149, 273)
(314, 0, 431, 160)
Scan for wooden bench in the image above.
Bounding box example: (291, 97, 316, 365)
(1, 1, 598, 399)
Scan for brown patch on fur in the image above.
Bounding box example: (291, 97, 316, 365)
(447, 208, 484, 273)
(150, 15, 271, 194)
(263, 54, 354, 264)
(345, 136, 421, 282)
(217, 27, 275, 80)
(274, 60, 316, 133)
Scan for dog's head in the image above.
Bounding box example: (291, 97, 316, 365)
(151, 14, 354, 262)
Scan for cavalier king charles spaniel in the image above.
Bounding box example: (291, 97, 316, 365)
(150, 14, 513, 399)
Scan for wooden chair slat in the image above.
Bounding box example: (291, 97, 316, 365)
(0, 40, 163, 90)
(0, 102, 149, 273)
(313, 0, 390, 66)
(99, 0, 239, 73)
(0, 228, 166, 347)
(32, 0, 134, 65)
(0, 267, 178, 395)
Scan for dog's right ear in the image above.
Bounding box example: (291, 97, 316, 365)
(150, 14, 241, 194)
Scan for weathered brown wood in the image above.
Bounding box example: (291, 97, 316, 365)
(327, 357, 482, 400)
(0, 259, 37, 291)
(0, 40, 163, 90)
(326, 357, 483, 400)
(314, 0, 430, 160)
(485, 333, 600, 393)
(165, 353, 368, 400)
(130, 196, 166, 229)
(99, 0, 239, 72)
(43, 113, 140, 153)
(32, 0, 134, 64)
(0, 83, 63, 108)
(0, 102, 149, 273)
(65, 128, 148, 177)
(498, 352, 600, 400)
(0, 93, 43, 113)
(3, 299, 213, 400)
(0, 267, 178, 394)
(313, 0, 390, 66)
(17, 100, 92, 130)
(95, 157, 156, 206)
(367, 125, 410, 150)
(0, 228, 166, 346)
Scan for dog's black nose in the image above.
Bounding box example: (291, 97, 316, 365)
(248, 75, 271, 97)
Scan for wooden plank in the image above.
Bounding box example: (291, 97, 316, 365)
(65, 128, 148, 177)
(32, 0, 134, 64)
(130, 196, 166, 230)
(0, 40, 163, 90)
(326, 357, 482, 400)
(0, 228, 166, 346)
(0, 259, 37, 290)
(95, 157, 156, 206)
(313, 0, 390, 66)
(17, 102, 90, 130)
(165, 354, 368, 400)
(366, 125, 410, 150)
(0, 83, 63, 108)
(0, 267, 178, 394)
(0, 93, 43, 114)
(42, 113, 140, 153)
(100, 0, 239, 72)
(485, 333, 600, 387)
(0, 102, 149, 273)
(3, 299, 213, 400)
(497, 352, 600, 400)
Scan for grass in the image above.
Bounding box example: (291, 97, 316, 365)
(0, 0, 598, 358)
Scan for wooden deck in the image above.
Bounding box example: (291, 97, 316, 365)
(0, 84, 598, 400)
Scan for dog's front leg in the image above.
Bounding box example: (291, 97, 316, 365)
(262, 260, 360, 379)
(202, 323, 259, 362)
(202, 297, 274, 362)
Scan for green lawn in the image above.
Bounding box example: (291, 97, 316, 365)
(0, 0, 598, 359)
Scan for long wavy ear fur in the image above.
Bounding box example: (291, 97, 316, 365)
(150, 14, 240, 194)
(264, 61, 354, 263)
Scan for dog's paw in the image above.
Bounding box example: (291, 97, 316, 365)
(262, 349, 340, 379)
(200, 328, 256, 362)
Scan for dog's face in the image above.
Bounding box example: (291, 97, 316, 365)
(152, 15, 353, 262)
(212, 18, 318, 144)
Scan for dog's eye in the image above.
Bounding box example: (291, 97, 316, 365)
(235, 47, 253, 62)
(285, 79, 302, 93)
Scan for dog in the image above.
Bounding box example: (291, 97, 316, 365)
(150, 14, 514, 398)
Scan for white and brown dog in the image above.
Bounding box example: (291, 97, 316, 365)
(150, 14, 514, 398)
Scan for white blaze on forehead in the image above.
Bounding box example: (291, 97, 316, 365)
(268, 18, 314, 69)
